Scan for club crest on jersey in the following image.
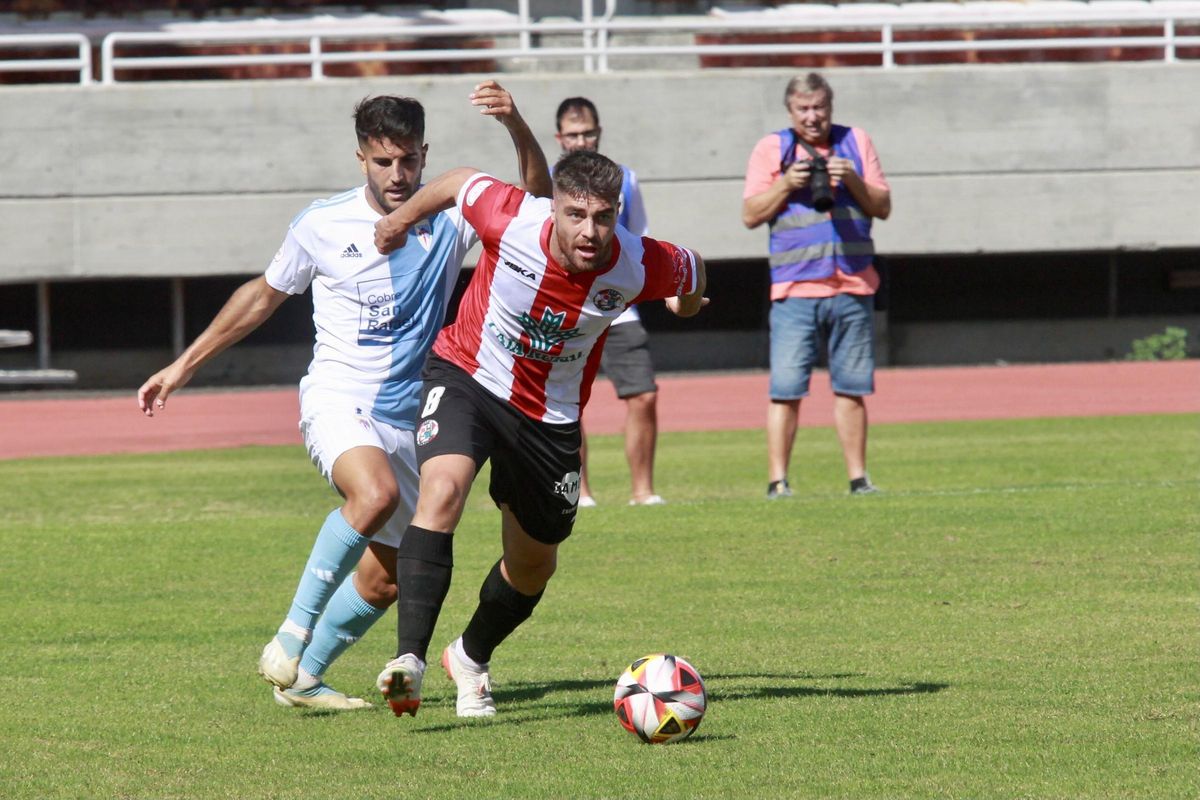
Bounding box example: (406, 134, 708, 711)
(555, 471, 582, 506)
(414, 222, 433, 251)
(592, 288, 626, 312)
(416, 419, 439, 446)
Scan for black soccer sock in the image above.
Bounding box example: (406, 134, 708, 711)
(461, 559, 544, 665)
(394, 525, 454, 663)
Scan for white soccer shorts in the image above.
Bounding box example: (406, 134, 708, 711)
(299, 394, 419, 548)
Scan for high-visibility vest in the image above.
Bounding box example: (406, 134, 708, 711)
(768, 124, 874, 284)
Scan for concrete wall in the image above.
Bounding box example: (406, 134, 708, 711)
(2, 62, 1199, 285)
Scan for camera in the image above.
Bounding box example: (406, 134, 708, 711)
(806, 157, 835, 212)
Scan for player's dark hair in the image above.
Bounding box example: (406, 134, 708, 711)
(552, 150, 623, 205)
(555, 96, 599, 130)
(354, 95, 425, 145)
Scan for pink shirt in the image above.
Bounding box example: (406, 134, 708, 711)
(433, 173, 698, 424)
(743, 127, 889, 300)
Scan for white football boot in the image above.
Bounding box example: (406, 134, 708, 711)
(273, 683, 371, 711)
(441, 641, 496, 718)
(258, 631, 305, 688)
(376, 653, 425, 717)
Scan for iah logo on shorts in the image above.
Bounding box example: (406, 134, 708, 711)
(554, 471, 582, 507)
(592, 288, 626, 312)
(416, 419, 439, 446)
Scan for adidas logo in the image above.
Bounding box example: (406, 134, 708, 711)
(310, 567, 337, 584)
(341, 243, 363, 258)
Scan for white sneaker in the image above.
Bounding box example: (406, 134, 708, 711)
(376, 653, 425, 717)
(258, 631, 305, 689)
(578, 495, 597, 508)
(273, 682, 371, 711)
(441, 642, 496, 718)
(629, 494, 666, 506)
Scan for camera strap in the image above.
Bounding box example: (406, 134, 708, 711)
(795, 133, 826, 163)
(780, 129, 827, 171)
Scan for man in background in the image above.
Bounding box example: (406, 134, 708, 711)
(555, 97, 664, 507)
(741, 72, 891, 499)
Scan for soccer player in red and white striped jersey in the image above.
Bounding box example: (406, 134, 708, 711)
(372, 150, 707, 719)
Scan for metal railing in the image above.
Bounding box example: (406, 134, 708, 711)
(0, 2, 1198, 84)
(0, 33, 91, 83)
(0, 286, 79, 386)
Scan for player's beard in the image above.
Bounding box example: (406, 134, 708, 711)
(369, 179, 415, 216)
(557, 231, 611, 273)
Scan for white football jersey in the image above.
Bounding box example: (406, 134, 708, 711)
(431, 173, 697, 424)
(265, 185, 477, 429)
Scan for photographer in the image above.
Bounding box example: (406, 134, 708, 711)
(741, 72, 891, 499)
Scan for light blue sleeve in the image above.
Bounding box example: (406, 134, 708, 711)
(622, 167, 650, 236)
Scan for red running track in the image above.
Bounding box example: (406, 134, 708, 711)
(0, 361, 1196, 461)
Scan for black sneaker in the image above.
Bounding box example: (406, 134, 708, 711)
(767, 479, 793, 499)
(849, 476, 880, 495)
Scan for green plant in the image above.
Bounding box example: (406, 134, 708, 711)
(1128, 326, 1189, 360)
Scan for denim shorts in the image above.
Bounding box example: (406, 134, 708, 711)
(768, 294, 876, 399)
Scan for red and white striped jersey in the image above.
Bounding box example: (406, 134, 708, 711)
(431, 173, 698, 424)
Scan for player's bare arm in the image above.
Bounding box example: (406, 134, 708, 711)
(664, 251, 708, 318)
(137, 276, 288, 416)
(374, 167, 478, 254)
(470, 80, 552, 199)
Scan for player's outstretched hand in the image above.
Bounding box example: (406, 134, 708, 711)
(137, 363, 192, 417)
(374, 213, 410, 255)
(665, 295, 710, 317)
(470, 80, 517, 124)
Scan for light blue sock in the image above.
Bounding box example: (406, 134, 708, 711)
(299, 577, 387, 679)
(285, 509, 370, 631)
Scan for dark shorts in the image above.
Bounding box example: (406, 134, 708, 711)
(414, 356, 581, 545)
(600, 319, 657, 399)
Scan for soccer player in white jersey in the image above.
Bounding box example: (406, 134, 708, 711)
(136, 82, 550, 710)
(370, 150, 707, 718)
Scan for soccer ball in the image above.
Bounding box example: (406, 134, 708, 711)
(613, 653, 707, 744)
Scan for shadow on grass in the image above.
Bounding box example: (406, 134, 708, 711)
(408, 672, 949, 733)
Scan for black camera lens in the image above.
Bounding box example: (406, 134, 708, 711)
(809, 159, 834, 212)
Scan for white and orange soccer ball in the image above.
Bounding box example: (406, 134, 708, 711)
(613, 653, 707, 744)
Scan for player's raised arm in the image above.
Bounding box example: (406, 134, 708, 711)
(137, 276, 288, 416)
(665, 250, 708, 318)
(469, 80, 552, 199)
(374, 167, 479, 254)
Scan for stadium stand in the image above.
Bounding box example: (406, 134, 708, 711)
(1, 1, 1197, 388)
(2, 1, 1198, 83)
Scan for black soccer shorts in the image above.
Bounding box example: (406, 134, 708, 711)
(415, 356, 582, 545)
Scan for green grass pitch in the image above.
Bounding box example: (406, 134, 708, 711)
(1, 414, 1196, 799)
